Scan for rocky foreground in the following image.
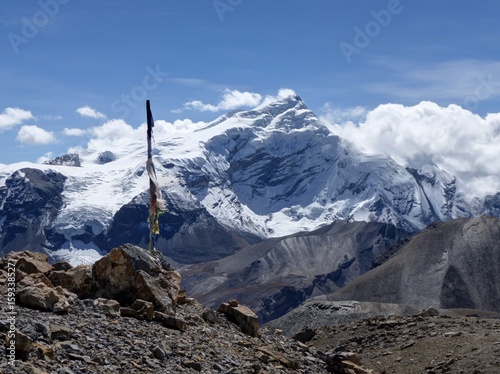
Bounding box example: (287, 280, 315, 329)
(2, 245, 500, 373)
(0, 246, 370, 373)
(269, 302, 500, 374)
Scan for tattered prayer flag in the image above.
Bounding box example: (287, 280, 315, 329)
(146, 100, 166, 251)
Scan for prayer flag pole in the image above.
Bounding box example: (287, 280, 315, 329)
(146, 100, 166, 251)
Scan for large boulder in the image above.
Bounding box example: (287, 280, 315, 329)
(92, 244, 181, 313)
(218, 300, 259, 337)
(16, 257, 53, 274)
(17, 282, 69, 312)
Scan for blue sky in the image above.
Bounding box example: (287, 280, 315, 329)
(1, 0, 500, 165)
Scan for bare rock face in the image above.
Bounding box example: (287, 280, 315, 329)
(16, 256, 53, 274)
(66, 265, 94, 298)
(94, 298, 121, 317)
(326, 216, 500, 313)
(17, 282, 69, 312)
(92, 243, 181, 313)
(218, 300, 259, 337)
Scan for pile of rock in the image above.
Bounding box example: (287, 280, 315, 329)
(0, 245, 345, 373)
(1, 244, 182, 316)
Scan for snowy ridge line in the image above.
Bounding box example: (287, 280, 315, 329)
(0, 93, 497, 262)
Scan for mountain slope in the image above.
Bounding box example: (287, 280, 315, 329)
(324, 215, 500, 312)
(180, 220, 409, 322)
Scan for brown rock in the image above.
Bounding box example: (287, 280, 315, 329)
(293, 327, 317, 343)
(94, 298, 121, 317)
(131, 299, 155, 321)
(5, 251, 48, 263)
(18, 273, 53, 289)
(323, 351, 373, 374)
(153, 311, 187, 331)
(52, 261, 72, 271)
(257, 347, 300, 369)
(202, 308, 217, 324)
(15, 268, 28, 283)
(120, 307, 139, 318)
(16, 257, 53, 275)
(218, 302, 259, 337)
(92, 244, 180, 314)
(50, 324, 71, 341)
(33, 341, 55, 360)
(47, 270, 74, 290)
(67, 265, 94, 298)
(17, 282, 69, 312)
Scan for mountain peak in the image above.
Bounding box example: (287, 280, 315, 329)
(255, 91, 307, 114)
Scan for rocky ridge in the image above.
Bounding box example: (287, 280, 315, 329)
(181, 220, 409, 323)
(1, 245, 363, 373)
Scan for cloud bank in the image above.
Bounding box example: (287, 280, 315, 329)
(322, 101, 500, 197)
(68, 118, 205, 157)
(182, 89, 263, 112)
(179, 88, 299, 113)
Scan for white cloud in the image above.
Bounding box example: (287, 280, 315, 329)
(324, 101, 500, 197)
(68, 117, 207, 161)
(90, 119, 135, 139)
(259, 88, 298, 107)
(0, 107, 34, 131)
(76, 106, 107, 119)
(80, 119, 148, 155)
(182, 89, 263, 112)
(64, 128, 88, 136)
(16, 125, 56, 145)
(36, 152, 54, 164)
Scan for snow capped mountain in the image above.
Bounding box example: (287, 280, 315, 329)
(0, 93, 495, 263)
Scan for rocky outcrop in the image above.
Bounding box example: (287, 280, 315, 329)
(43, 153, 81, 167)
(0, 169, 67, 255)
(92, 243, 180, 313)
(218, 299, 259, 337)
(0, 248, 332, 373)
(2, 244, 181, 316)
